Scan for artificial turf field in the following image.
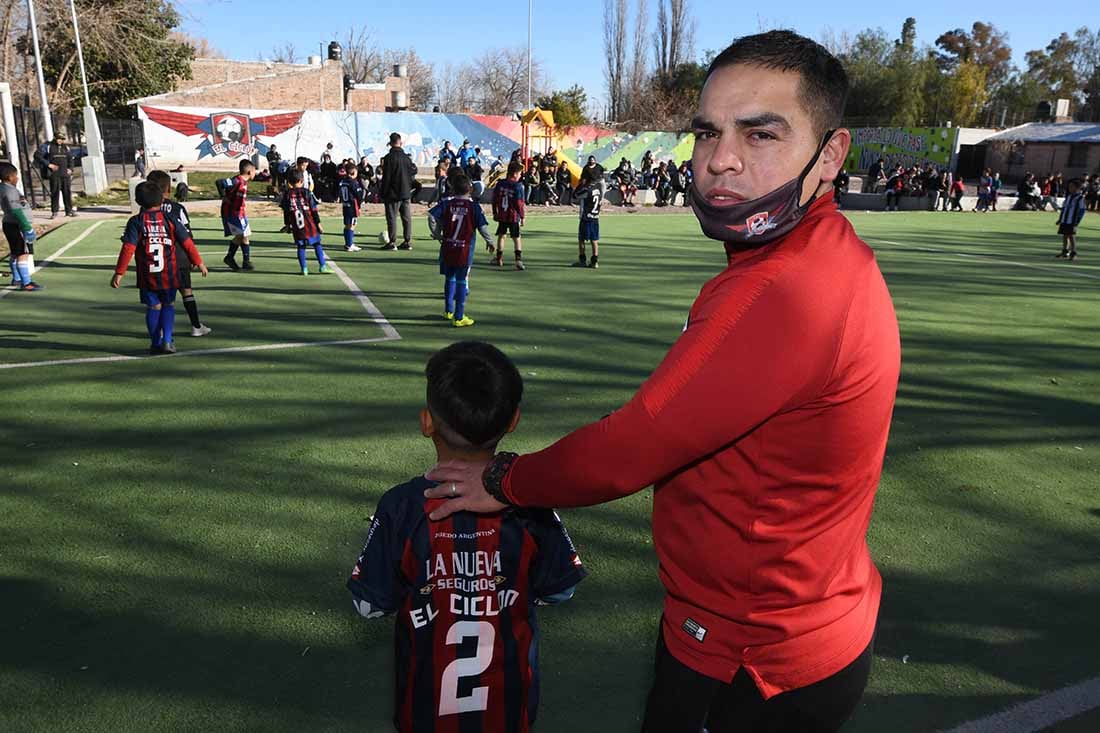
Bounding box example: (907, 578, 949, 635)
(2, 206, 1098, 732)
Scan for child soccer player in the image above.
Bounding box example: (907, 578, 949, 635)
(0, 162, 42, 291)
(1057, 178, 1087, 261)
(221, 159, 255, 271)
(490, 161, 526, 270)
(575, 178, 604, 268)
(428, 174, 493, 328)
(111, 181, 208, 354)
(347, 340, 586, 733)
(337, 163, 364, 252)
(280, 169, 330, 275)
(147, 170, 210, 337)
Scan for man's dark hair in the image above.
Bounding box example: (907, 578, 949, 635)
(507, 161, 522, 178)
(706, 30, 848, 136)
(0, 162, 18, 180)
(389, 132, 401, 145)
(450, 174, 472, 196)
(146, 169, 171, 195)
(135, 181, 163, 209)
(426, 341, 523, 450)
(286, 168, 303, 185)
(239, 159, 256, 174)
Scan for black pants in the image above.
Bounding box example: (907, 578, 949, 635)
(641, 628, 874, 733)
(384, 199, 412, 245)
(50, 174, 73, 214)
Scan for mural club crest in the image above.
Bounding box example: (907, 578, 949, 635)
(141, 106, 304, 160)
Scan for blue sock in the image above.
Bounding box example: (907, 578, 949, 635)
(227, 243, 239, 259)
(160, 305, 175, 345)
(17, 259, 32, 285)
(314, 243, 327, 267)
(344, 229, 354, 248)
(444, 277, 456, 314)
(454, 279, 468, 320)
(146, 308, 162, 347)
(241, 244, 251, 262)
(297, 245, 308, 269)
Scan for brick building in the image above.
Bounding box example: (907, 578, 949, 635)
(130, 56, 410, 113)
(983, 123, 1100, 182)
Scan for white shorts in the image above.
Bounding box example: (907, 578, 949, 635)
(226, 216, 252, 238)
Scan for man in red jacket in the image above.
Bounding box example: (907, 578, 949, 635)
(425, 30, 900, 732)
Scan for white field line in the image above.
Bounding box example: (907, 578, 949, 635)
(51, 254, 118, 260)
(0, 220, 106, 300)
(870, 238, 1100, 281)
(0, 230, 402, 369)
(941, 675, 1100, 733)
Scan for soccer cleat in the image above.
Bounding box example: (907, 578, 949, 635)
(494, 255, 503, 267)
(1056, 251, 1068, 259)
(589, 259, 599, 269)
(319, 265, 332, 274)
(397, 242, 412, 251)
(190, 324, 212, 337)
(300, 267, 309, 276)
(223, 255, 240, 271)
(571, 259, 587, 267)
(20, 281, 43, 291)
(453, 315, 475, 328)
(379, 243, 397, 251)
(345, 244, 362, 252)
(444, 312, 454, 320)
(241, 260, 255, 271)
(515, 260, 526, 271)
(161, 342, 177, 354)
(1069, 251, 1077, 261)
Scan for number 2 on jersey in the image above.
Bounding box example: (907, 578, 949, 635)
(438, 621, 494, 716)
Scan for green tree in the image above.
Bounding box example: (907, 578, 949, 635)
(837, 28, 893, 123)
(935, 22, 1012, 87)
(941, 60, 989, 126)
(536, 85, 590, 129)
(887, 18, 928, 125)
(1025, 32, 1081, 103)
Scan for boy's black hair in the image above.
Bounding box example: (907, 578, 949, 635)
(239, 159, 256, 174)
(450, 174, 472, 196)
(135, 181, 163, 209)
(286, 168, 303, 185)
(146, 169, 172, 195)
(706, 30, 849, 137)
(296, 156, 309, 166)
(426, 341, 523, 451)
(507, 161, 522, 178)
(0, 161, 18, 180)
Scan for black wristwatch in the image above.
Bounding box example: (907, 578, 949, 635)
(483, 452, 520, 506)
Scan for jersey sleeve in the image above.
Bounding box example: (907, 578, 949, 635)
(120, 215, 142, 246)
(428, 201, 445, 221)
(347, 493, 408, 617)
(474, 203, 488, 228)
(526, 509, 587, 600)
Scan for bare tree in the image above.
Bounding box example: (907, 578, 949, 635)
(476, 46, 545, 114)
(653, 0, 696, 78)
(338, 25, 384, 83)
(381, 48, 435, 111)
(270, 42, 299, 64)
(434, 62, 479, 113)
(603, 0, 627, 120)
(625, 0, 649, 120)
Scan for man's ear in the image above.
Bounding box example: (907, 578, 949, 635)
(420, 408, 435, 439)
(505, 408, 521, 435)
(818, 128, 851, 184)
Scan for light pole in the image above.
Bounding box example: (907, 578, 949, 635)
(67, 0, 90, 107)
(26, 0, 54, 140)
(67, 0, 108, 194)
(527, 0, 532, 110)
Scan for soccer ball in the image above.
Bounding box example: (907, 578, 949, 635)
(378, 231, 390, 245)
(216, 116, 243, 143)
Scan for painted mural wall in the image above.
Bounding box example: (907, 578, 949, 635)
(845, 127, 961, 172)
(138, 105, 697, 171)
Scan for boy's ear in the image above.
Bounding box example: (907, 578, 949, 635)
(420, 408, 435, 438)
(505, 407, 521, 435)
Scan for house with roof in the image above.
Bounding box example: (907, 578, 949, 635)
(982, 122, 1100, 181)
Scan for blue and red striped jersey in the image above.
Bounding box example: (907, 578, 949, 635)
(348, 476, 586, 733)
(430, 198, 487, 268)
(220, 175, 248, 220)
(338, 175, 364, 217)
(116, 209, 203, 290)
(280, 187, 322, 241)
(492, 180, 526, 224)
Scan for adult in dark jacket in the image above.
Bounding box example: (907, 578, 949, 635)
(40, 132, 77, 218)
(379, 132, 418, 250)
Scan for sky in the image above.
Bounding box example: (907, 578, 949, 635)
(177, 0, 1083, 114)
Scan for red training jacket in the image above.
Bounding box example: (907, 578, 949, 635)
(501, 193, 900, 698)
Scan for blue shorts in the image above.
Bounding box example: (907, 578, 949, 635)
(343, 210, 358, 228)
(295, 235, 322, 247)
(579, 219, 600, 242)
(140, 288, 177, 306)
(224, 216, 251, 237)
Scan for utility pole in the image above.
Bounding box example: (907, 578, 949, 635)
(26, 0, 53, 141)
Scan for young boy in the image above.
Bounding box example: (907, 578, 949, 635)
(147, 170, 210, 337)
(280, 168, 330, 275)
(490, 161, 526, 270)
(220, 159, 255, 271)
(1, 162, 42, 291)
(337, 163, 364, 252)
(111, 181, 208, 354)
(1057, 178, 1087, 261)
(574, 178, 604, 268)
(428, 174, 493, 328)
(347, 340, 586, 733)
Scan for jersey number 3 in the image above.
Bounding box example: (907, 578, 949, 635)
(438, 620, 494, 716)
